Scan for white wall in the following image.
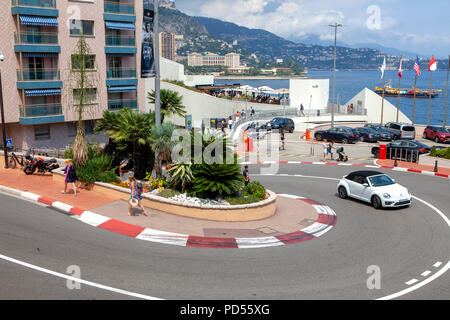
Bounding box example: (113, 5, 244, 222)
(345, 88, 411, 124)
(160, 57, 185, 82)
(183, 75, 214, 87)
(289, 78, 330, 111)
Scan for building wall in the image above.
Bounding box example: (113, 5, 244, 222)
(289, 79, 330, 110)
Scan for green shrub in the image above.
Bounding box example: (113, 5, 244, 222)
(157, 189, 181, 198)
(225, 194, 263, 205)
(243, 181, 266, 201)
(430, 146, 450, 159)
(75, 153, 118, 184)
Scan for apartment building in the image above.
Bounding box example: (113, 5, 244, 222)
(0, 0, 145, 150)
(159, 32, 176, 61)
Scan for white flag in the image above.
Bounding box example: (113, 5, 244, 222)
(380, 56, 386, 79)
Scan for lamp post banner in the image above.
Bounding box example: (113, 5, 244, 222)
(141, 0, 156, 78)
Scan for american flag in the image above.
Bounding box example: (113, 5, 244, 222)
(413, 57, 421, 77)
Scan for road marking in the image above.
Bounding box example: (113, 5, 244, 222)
(434, 262, 442, 268)
(405, 279, 419, 285)
(0, 253, 163, 300)
(421, 270, 432, 277)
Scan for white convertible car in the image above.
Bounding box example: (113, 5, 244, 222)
(337, 171, 411, 209)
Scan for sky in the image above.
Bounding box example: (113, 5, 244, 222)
(175, 0, 450, 58)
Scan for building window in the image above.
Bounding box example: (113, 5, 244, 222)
(69, 20, 94, 36)
(73, 88, 97, 106)
(34, 125, 50, 141)
(67, 122, 77, 137)
(85, 120, 95, 135)
(71, 54, 96, 70)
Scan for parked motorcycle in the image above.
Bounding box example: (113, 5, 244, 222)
(24, 156, 59, 175)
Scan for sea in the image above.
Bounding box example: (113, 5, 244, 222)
(214, 70, 450, 126)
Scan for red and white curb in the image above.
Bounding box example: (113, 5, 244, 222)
(240, 160, 450, 179)
(0, 185, 336, 249)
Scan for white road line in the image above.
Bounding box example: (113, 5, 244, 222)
(421, 270, 432, 277)
(434, 262, 442, 268)
(0, 253, 163, 300)
(405, 279, 419, 286)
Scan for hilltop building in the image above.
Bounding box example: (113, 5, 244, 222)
(187, 52, 241, 68)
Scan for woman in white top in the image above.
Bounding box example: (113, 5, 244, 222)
(322, 142, 328, 162)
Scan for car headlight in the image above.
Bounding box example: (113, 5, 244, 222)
(383, 193, 391, 199)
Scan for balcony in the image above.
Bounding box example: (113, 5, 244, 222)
(11, 0, 58, 17)
(19, 103, 64, 125)
(15, 32, 58, 45)
(17, 68, 62, 89)
(108, 99, 137, 111)
(106, 35, 135, 47)
(107, 68, 136, 79)
(104, 1, 134, 14)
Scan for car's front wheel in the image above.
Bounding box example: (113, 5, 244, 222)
(316, 134, 323, 141)
(435, 136, 440, 143)
(338, 186, 348, 199)
(423, 132, 427, 139)
(371, 195, 382, 210)
(342, 138, 349, 144)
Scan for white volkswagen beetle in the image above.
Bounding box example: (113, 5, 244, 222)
(337, 171, 411, 209)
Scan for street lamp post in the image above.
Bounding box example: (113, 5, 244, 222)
(329, 23, 342, 129)
(0, 55, 9, 169)
(154, 0, 161, 127)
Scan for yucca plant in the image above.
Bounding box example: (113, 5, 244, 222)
(167, 162, 194, 193)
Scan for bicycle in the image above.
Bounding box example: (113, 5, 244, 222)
(8, 149, 32, 169)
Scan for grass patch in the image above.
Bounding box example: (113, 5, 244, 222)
(225, 194, 266, 205)
(157, 189, 181, 198)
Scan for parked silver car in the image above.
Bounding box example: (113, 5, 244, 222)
(384, 122, 416, 140)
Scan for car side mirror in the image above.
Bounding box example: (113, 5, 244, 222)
(363, 183, 369, 187)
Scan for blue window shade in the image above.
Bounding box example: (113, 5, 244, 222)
(20, 15, 58, 27)
(105, 21, 135, 30)
(25, 89, 61, 97)
(107, 86, 136, 93)
(22, 52, 58, 58)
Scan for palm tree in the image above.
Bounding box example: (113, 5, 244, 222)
(95, 108, 154, 179)
(150, 122, 176, 177)
(147, 89, 187, 123)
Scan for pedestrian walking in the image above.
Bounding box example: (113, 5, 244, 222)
(128, 176, 148, 217)
(280, 129, 286, 150)
(243, 165, 250, 186)
(235, 111, 240, 123)
(322, 142, 328, 162)
(228, 116, 233, 130)
(62, 159, 77, 196)
(327, 141, 336, 160)
(299, 103, 305, 116)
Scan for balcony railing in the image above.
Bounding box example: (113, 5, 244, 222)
(106, 36, 135, 47)
(11, 0, 56, 8)
(17, 68, 60, 81)
(20, 103, 62, 118)
(108, 99, 137, 110)
(14, 32, 58, 45)
(104, 1, 135, 14)
(107, 68, 136, 78)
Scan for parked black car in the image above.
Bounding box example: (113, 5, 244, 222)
(363, 124, 393, 141)
(265, 118, 295, 133)
(355, 127, 380, 142)
(371, 140, 431, 162)
(314, 126, 361, 144)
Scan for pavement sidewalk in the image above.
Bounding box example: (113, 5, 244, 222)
(376, 158, 450, 175)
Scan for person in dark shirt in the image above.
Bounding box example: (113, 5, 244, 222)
(243, 165, 250, 186)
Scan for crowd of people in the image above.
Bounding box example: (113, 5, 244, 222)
(206, 90, 285, 105)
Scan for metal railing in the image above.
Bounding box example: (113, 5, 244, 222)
(108, 99, 137, 110)
(106, 68, 136, 78)
(388, 148, 420, 164)
(20, 103, 62, 118)
(17, 68, 60, 81)
(231, 107, 298, 134)
(105, 36, 136, 47)
(11, 0, 56, 8)
(14, 32, 58, 45)
(104, 1, 135, 14)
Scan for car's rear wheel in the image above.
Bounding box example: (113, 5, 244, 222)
(316, 134, 322, 141)
(435, 136, 440, 143)
(342, 138, 349, 144)
(423, 132, 427, 139)
(338, 186, 348, 199)
(371, 196, 382, 210)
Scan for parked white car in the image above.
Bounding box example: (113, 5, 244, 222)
(337, 171, 411, 209)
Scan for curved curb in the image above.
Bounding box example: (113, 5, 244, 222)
(241, 160, 450, 179)
(0, 185, 336, 249)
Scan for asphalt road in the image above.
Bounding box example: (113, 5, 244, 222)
(0, 165, 449, 300)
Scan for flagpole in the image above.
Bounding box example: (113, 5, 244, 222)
(444, 54, 450, 127)
(412, 75, 417, 125)
(381, 68, 385, 125)
(396, 74, 401, 122)
(428, 71, 433, 126)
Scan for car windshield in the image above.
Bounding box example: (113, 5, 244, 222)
(369, 175, 396, 187)
(434, 127, 448, 133)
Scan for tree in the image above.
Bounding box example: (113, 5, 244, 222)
(147, 89, 187, 123)
(63, 35, 99, 167)
(95, 108, 154, 180)
(149, 122, 176, 177)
